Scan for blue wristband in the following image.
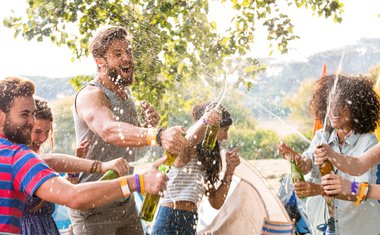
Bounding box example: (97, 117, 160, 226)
(351, 181, 359, 195)
(67, 173, 80, 178)
(135, 174, 141, 193)
(202, 118, 208, 126)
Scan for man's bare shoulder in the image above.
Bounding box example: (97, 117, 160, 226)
(77, 86, 106, 103)
(78, 85, 103, 99)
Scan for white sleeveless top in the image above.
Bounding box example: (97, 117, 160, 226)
(160, 158, 207, 207)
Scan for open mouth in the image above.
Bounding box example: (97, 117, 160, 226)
(121, 67, 130, 73)
(330, 118, 341, 125)
(31, 142, 41, 151)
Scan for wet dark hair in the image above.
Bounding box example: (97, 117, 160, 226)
(35, 98, 53, 122)
(192, 102, 232, 127)
(0, 76, 35, 113)
(310, 74, 380, 134)
(192, 102, 233, 186)
(90, 26, 130, 59)
(34, 97, 54, 151)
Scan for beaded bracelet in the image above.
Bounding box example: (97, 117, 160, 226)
(135, 174, 141, 194)
(90, 160, 101, 173)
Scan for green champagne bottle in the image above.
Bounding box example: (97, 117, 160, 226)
(139, 152, 177, 222)
(99, 169, 119, 181)
(202, 124, 220, 150)
(290, 159, 305, 183)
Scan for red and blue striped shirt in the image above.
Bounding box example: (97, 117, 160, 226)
(0, 135, 57, 234)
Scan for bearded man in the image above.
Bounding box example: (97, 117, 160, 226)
(69, 26, 187, 235)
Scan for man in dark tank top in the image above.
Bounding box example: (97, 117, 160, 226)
(68, 26, 186, 235)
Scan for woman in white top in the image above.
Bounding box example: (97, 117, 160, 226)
(150, 102, 240, 235)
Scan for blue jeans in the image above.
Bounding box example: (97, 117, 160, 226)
(150, 206, 198, 235)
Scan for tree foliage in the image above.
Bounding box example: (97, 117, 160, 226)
(229, 128, 280, 159)
(282, 79, 314, 132)
(3, 0, 343, 122)
(367, 63, 380, 83)
(283, 133, 310, 154)
(50, 96, 76, 155)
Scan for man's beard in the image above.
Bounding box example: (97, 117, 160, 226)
(107, 66, 133, 86)
(3, 118, 32, 145)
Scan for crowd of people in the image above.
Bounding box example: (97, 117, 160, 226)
(1, 24, 380, 235)
(0, 26, 240, 235)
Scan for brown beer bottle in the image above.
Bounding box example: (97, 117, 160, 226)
(317, 145, 334, 176)
(319, 160, 334, 176)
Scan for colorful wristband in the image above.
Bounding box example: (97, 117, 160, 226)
(67, 173, 80, 178)
(135, 174, 141, 193)
(355, 182, 368, 206)
(202, 118, 208, 126)
(351, 181, 359, 196)
(139, 174, 145, 195)
(147, 128, 158, 146)
(119, 177, 130, 197)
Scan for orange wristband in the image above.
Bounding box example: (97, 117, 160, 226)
(146, 128, 158, 146)
(119, 177, 130, 197)
(139, 174, 145, 195)
(355, 182, 368, 206)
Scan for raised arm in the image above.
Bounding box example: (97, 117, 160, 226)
(35, 156, 168, 210)
(174, 109, 221, 167)
(278, 143, 312, 175)
(76, 86, 186, 155)
(314, 143, 380, 176)
(207, 148, 240, 209)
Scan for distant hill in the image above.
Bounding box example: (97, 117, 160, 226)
(249, 37, 380, 117)
(27, 76, 76, 101)
(27, 38, 380, 109)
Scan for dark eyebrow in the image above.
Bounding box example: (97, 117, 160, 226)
(20, 109, 35, 114)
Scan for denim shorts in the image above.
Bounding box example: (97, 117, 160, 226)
(150, 206, 198, 235)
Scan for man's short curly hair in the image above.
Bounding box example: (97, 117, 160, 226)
(310, 74, 380, 134)
(0, 76, 35, 113)
(90, 26, 131, 59)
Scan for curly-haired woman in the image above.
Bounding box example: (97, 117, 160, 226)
(279, 74, 380, 235)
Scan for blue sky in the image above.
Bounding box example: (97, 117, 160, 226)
(1, 0, 380, 78)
